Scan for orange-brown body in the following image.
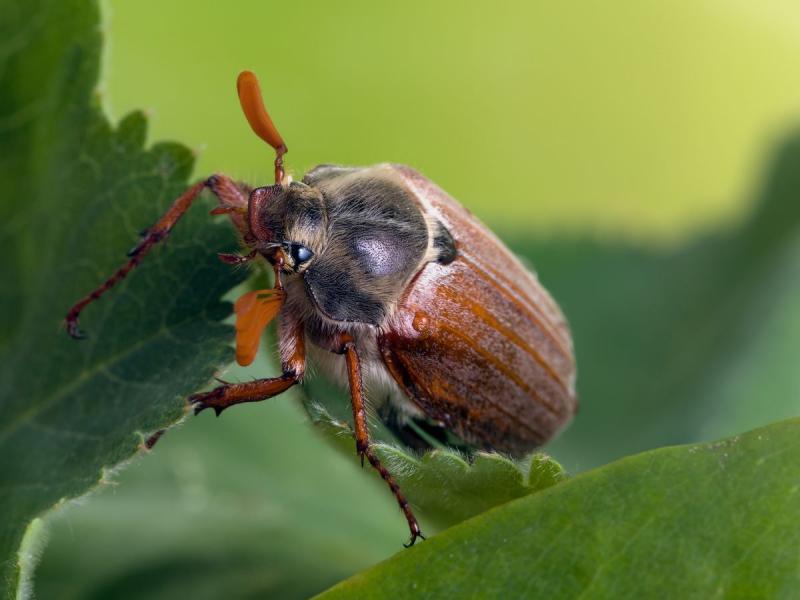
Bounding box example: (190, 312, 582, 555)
(379, 166, 576, 455)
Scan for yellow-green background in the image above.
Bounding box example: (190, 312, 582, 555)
(102, 0, 800, 243)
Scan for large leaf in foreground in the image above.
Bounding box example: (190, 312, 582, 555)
(0, 0, 245, 595)
(318, 418, 800, 599)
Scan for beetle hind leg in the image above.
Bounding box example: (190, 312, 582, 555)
(363, 444, 426, 547)
(340, 335, 425, 547)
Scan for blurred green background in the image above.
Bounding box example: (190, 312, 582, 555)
(99, 0, 800, 241)
(32, 0, 800, 597)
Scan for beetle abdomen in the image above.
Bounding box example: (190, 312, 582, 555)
(379, 165, 576, 455)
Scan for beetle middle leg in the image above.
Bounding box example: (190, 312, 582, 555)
(339, 334, 425, 547)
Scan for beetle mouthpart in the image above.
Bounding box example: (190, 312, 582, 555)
(259, 242, 283, 257)
(217, 251, 257, 265)
(233, 288, 286, 366)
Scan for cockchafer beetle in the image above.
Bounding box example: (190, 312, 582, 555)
(65, 71, 577, 546)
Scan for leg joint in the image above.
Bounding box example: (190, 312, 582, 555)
(334, 333, 356, 355)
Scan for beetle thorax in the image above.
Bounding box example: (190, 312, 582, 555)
(250, 166, 454, 329)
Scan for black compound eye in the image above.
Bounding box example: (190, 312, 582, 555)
(289, 243, 314, 265)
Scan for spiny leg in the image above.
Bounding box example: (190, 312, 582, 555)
(207, 173, 251, 208)
(207, 175, 252, 244)
(341, 335, 424, 547)
(190, 312, 305, 415)
(190, 374, 297, 416)
(64, 174, 246, 339)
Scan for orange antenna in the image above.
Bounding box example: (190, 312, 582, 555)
(237, 70, 288, 184)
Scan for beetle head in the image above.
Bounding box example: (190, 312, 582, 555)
(248, 181, 327, 273)
(236, 71, 327, 273)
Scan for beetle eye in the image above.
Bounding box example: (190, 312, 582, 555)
(289, 243, 313, 264)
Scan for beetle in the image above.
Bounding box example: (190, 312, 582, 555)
(65, 71, 577, 546)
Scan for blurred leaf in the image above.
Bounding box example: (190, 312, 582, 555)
(105, 1, 800, 241)
(317, 418, 800, 599)
(522, 131, 800, 470)
(306, 402, 566, 528)
(0, 0, 246, 596)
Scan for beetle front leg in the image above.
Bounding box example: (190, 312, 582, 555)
(190, 373, 298, 415)
(206, 173, 251, 209)
(192, 311, 306, 415)
(65, 174, 249, 339)
(340, 334, 425, 547)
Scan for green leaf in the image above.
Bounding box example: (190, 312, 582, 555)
(316, 418, 800, 599)
(305, 402, 566, 528)
(0, 0, 245, 596)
